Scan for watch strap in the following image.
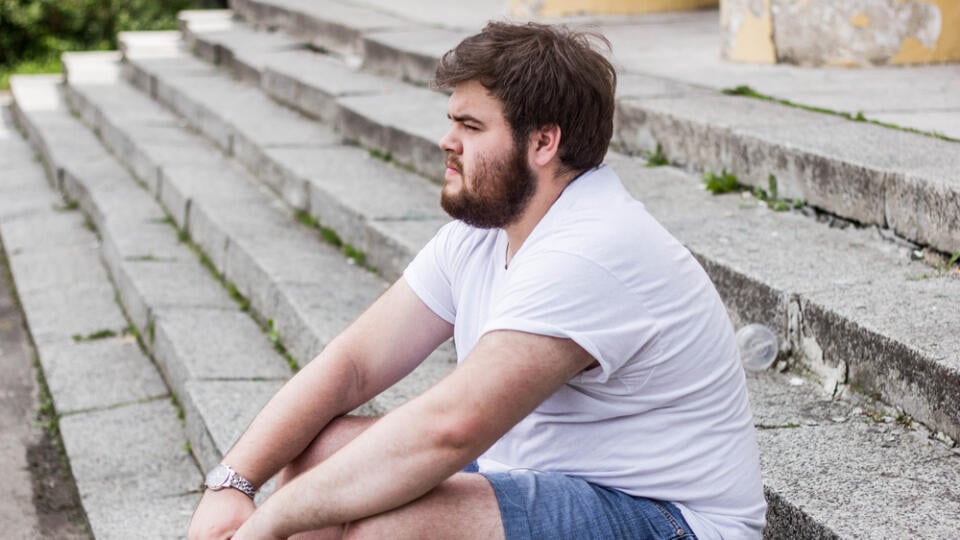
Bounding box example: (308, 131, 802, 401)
(228, 469, 256, 499)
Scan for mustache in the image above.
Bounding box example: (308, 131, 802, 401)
(446, 156, 463, 174)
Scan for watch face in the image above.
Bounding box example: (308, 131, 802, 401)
(205, 465, 230, 489)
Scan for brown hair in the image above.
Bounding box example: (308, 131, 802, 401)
(434, 21, 617, 173)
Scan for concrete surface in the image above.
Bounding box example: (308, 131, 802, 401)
(115, 32, 960, 445)
(192, 11, 960, 256)
(2, 3, 957, 537)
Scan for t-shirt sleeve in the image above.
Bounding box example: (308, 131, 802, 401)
(481, 250, 659, 381)
(402, 222, 458, 324)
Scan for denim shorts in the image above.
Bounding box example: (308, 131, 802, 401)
(465, 463, 697, 540)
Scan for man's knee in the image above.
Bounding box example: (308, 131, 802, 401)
(279, 415, 380, 486)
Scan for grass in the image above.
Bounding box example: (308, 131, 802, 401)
(751, 174, 804, 212)
(0, 55, 63, 91)
(71, 329, 117, 342)
(295, 210, 375, 271)
(702, 169, 740, 194)
(722, 85, 958, 143)
(645, 143, 669, 167)
(909, 251, 960, 280)
(267, 319, 300, 372)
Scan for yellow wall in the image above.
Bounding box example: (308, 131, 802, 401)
(723, 0, 960, 65)
(512, 0, 719, 17)
(890, 0, 960, 64)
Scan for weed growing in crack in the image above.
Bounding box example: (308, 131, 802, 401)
(368, 148, 393, 162)
(751, 174, 804, 212)
(645, 143, 668, 167)
(71, 329, 117, 342)
(703, 169, 740, 194)
(722, 84, 958, 142)
(52, 201, 79, 212)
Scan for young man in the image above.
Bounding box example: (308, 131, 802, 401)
(189, 22, 766, 540)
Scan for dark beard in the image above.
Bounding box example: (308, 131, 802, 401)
(440, 142, 536, 229)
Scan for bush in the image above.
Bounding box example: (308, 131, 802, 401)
(0, 0, 227, 69)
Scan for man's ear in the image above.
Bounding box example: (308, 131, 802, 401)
(528, 124, 562, 168)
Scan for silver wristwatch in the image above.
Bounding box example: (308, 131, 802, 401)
(204, 464, 256, 499)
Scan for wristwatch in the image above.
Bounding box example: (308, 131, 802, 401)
(203, 463, 256, 499)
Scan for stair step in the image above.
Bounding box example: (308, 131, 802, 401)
(109, 24, 960, 538)
(1, 90, 199, 538)
(116, 24, 960, 445)
(60, 52, 456, 437)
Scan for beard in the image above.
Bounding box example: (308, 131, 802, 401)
(440, 141, 536, 229)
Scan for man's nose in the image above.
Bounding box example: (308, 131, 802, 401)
(438, 127, 461, 154)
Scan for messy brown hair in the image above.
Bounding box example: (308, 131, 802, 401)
(434, 21, 617, 174)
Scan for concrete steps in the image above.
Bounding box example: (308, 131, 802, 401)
(224, 0, 960, 258)
(2, 81, 199, 539)
(160, 17, 960, 443)
(0, 5, 958, 539)
(114, 19, 960, 539)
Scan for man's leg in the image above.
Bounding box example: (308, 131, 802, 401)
(277, 415, 504, 540)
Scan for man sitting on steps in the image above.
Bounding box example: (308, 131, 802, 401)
(189, 21, 766, 540)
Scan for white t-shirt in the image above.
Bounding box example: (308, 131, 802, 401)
(403, 165, 766, 539)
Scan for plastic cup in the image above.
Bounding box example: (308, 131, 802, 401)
(736, 323, 778, 372)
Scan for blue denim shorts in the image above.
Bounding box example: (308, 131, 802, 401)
(466, 464, 697, 540)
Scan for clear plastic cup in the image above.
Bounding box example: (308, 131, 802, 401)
(737, 323, 778, 372)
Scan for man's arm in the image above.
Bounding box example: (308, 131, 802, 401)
(236, 328, 595, 538)
(188, 278, 454, 539)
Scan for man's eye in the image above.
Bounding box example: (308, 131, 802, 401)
(464, 124, 479, 131)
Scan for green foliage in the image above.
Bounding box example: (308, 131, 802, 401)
(702, 169, 739, 194)
(645, 143, 668, 167)
(71, 328, 117, 342)
(722, 84, 958, 142)
(0, 0, 227, 88)
(749, 174, 802, 212)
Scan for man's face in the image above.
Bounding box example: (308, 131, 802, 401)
(439, 80, 536, 229)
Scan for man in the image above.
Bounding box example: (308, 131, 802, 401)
(189, 22, 766, 539)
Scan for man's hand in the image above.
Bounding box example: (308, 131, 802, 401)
(187, 488, 256, 540)
(230, 505, 286, 540)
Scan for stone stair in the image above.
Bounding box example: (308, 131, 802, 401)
(1, 2, 959, 538)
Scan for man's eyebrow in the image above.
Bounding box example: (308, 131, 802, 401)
(448, 113, 485, 126)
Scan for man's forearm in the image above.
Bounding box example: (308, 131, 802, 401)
(236, 330, 594, 538)
(245, 383, 481, 537)
(220, 342, 366, 487)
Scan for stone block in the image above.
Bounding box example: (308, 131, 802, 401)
(7, 245, 110, 295)
(0, 189, 61, 225)
(181, 379, 284, 471)
(62, 163, 166, 232)
(60, 399, 201, 538)
(363, 219, 445, 282)
(336, 90, 449, 183)
(16, 282, 128, 347)
(0, 211, 97, 255)
(111, 257, 236, 333)
(84, 491, 199, 540)
(100, 217, 189, 266)
(267, 275, 386, 364)
(151, 307, 290, 402)
(37, 338, 168, 414)
(361, 28, 464, 85)
(614, 91, 960, 247)
(58, 399, 199, 503)
(261, 50, 405, 122)
(747, 370, 960, 538)
(885, 171, 960, 256)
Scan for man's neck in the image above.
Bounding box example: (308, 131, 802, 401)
(503, 168, 585, 267)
